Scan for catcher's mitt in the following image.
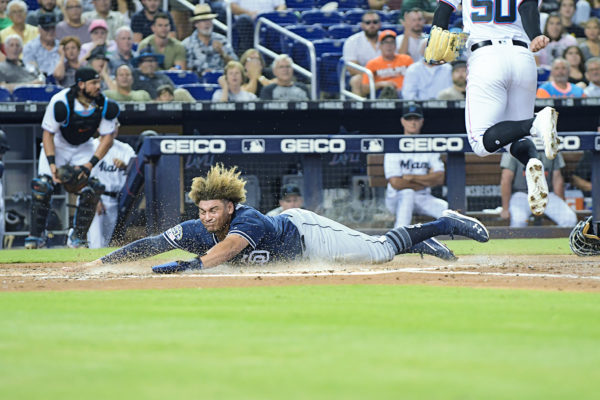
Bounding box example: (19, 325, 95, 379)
(424, 26, 467, 64)
(57, 164, 89, 193)
(569, 216, 600, 256)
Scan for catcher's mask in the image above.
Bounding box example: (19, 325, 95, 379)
(569, 217, 600, 256)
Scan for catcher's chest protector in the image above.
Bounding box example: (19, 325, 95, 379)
(54, 89, 105, 146)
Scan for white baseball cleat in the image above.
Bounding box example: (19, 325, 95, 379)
(531, 106, 559, 160)
(525, 158, 549, 216)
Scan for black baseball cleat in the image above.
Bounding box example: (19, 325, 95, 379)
(441, 210, 490, 243)
(408, 238, 458, 261)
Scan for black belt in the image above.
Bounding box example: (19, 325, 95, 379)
(103, 191, 119, 198)
(471, 40, 528, 52)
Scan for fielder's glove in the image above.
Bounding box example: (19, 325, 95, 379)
(57, 164, 89, 193)
(424, 26, 467, 65)
(569, 217, 600, 256)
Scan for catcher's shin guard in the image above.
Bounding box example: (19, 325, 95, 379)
(71, 178, 105, 242)
(29, 175, 54, 237)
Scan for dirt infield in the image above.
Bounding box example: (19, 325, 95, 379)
(1, 255, 599, 292)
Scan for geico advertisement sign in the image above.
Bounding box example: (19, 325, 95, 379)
(399, 137, 464, 152)
(281, 139, 346, 153)
(533, 136, 580, 151)
(160, 139, 227, 154)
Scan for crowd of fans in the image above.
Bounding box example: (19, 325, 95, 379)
(0, 0, 599, 102)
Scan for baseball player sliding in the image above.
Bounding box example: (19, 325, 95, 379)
(425, 0, 560, 217)
(86, 164, 490, 273)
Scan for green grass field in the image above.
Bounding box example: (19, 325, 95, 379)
(1, 239, 597, 399)
(1, 286, 599, 399)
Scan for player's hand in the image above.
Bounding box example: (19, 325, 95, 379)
(530, 35, 550, 52)
(500, 208, 510, 220)
(96, 201, 105, 215)
(58, 44, 65, 59)
(113, 158, 127, 169)
(76, 163, 92, 180)
(50, 164, 61, 183)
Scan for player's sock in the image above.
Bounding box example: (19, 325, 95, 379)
(385, 221, 449, 254)
(482, 119, 534, 153)
(509, 138, 538, 166)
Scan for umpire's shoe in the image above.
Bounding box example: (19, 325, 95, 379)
(531, 106, 559, 160)
(24, 235, 46, 249)
(441, 210, 489, 243)
(408, 238, 458, 261)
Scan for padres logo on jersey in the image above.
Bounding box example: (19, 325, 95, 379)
(241, 250, 270, 264)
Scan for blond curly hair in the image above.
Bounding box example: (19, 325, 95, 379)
(188, 164, 247, 205)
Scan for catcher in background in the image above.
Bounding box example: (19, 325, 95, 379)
(570, 217, 600, 256)
(86, 164, 492, 273)
(425, 0, 560, 219)
(25, 67, 119, 249)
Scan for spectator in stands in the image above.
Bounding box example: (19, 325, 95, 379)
(396, 8, 427, 62)
(537, 57, 586, 97)
(231, 0, 286, 55)
(260, 54, 310, 100)
(240, 48, 275, 97)
(572, 151, 594, 196)
(384, 103, 447, 228)
(26, 0, 62, 27)
(342, 10, 381, 96)
(402, 53, 451, 100)
(111, 0, 136, 23)
(584, 57, 600, 96)
(0, 34, 44, 92)
(437, 60, 466, 100)
(183, 4, 237, 77)
(79, 19, 115, 62)
(108, 26, 134, 75)
(574, 0, 592, 25)
(138, 12, 186, 70)
(104, 64, 151, 101)
(131, 47, 194, 101)
(212, 60, 256, 102)
(400, 2, 436, 23)
(559, 0, 586, 37)
(500, 151, 577, 228)
(56, 0, 91, 43)
(0, 1, 39, 51)
(130, 0, 175, 43)
(85, 44, 115, 90)
(266, 183, 303, 217)
(22, 13, 59, 76)
(53, 35, 80, 86)
(155, 83, 173, 101)
(579, 17, 600, 61)
(362, 30, 413, 99)
(0, 0, 11, 31)
(82, 0, 125, 40)
(536, 13, 578, 68)
(564, 45, 589, 86)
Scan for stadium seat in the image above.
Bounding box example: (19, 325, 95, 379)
(328, 24, 361, 39)
(201, 70, 223, 84)
(24, 0, 39, 10)
(300, 10, 343, 27)
(286, 0, 316, 9)
(11, 85, 61, 102)
(381, 24, 402, 34)
(163, 70, 200, 85)
(343, 9, 366, 25)
(319, 52, 342, 94)
(537, 67, 551, 83)
(257, 11, 300, 25)
(179, 83, 219, 101)
(317, 0, 367, 8)
(423, 24, 432, 34)
(382, 10, 402, 24)
(292, 38, 344, 69)
(0, 87, 11, 102)
(45, 75, 57, 85)
(591, 8, 600, 18)
(282, 25, 327, 54)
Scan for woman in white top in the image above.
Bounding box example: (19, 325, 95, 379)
(212, 60, 257, 102)
(536, 13, 578, 68)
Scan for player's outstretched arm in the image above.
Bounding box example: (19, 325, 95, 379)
(201, 234, 249, 268)
(97, 234, 176, 264)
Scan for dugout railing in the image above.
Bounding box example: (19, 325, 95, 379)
(120, 132, 599, 237)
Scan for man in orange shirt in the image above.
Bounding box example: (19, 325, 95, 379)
(361, 29, 413, 98)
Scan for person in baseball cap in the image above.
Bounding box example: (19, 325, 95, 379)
(132, 45, 165, 68)
(38, 12, 58, 30)
(401, 103, 423, 120)
(378, 29, 397, 43)
(75, 66, 100, 83)
(266, 183, 304, 216)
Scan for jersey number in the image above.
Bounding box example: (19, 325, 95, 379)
(471, 0, 517, 23)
